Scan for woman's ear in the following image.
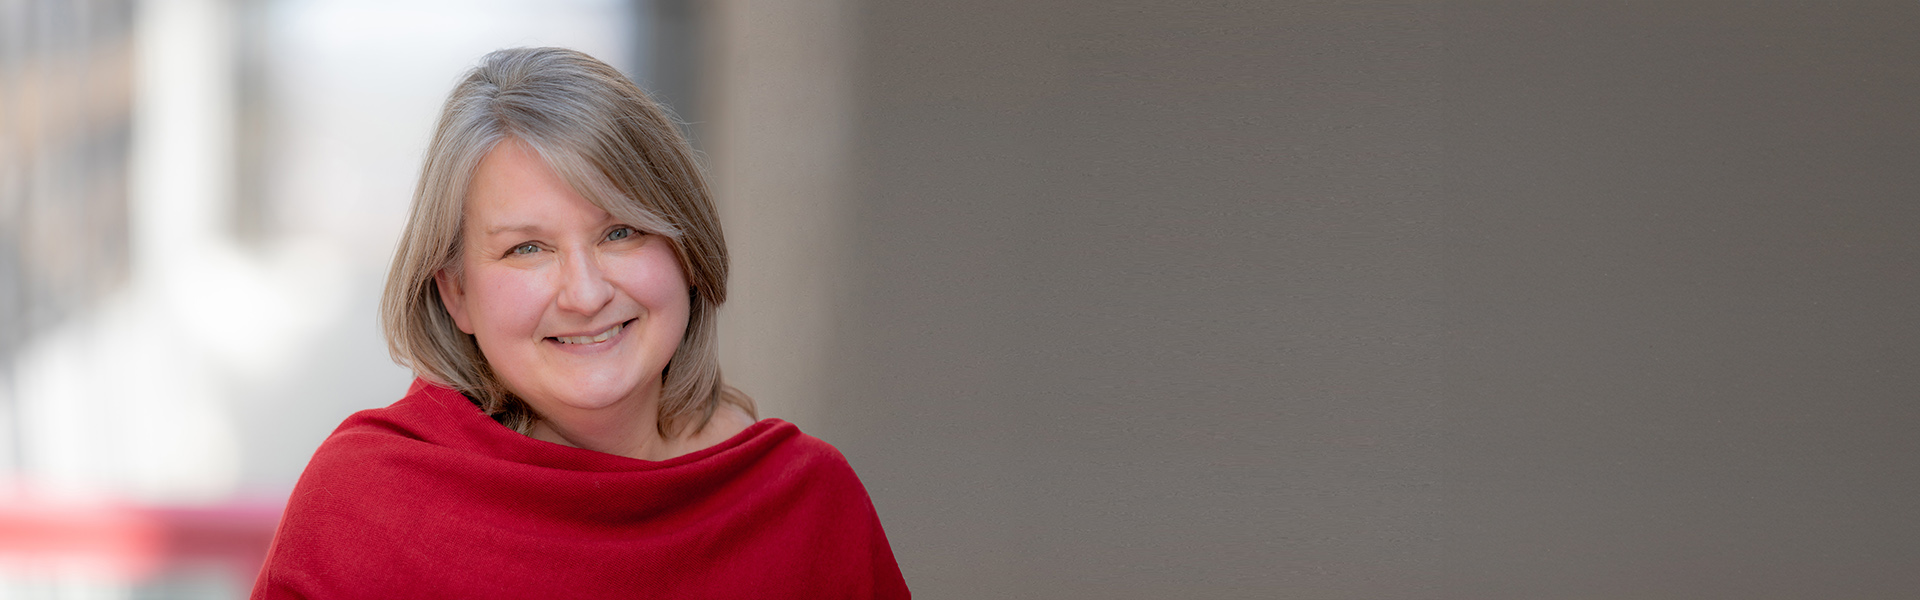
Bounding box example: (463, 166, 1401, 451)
(434, 268, 476, 335)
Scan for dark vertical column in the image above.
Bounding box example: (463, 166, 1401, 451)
(637, 0, 708, 149)
(233, 0, 271, 245)
(821, 1, 1920, 597)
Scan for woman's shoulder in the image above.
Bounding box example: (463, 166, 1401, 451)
(668, 402, 758, 457)
(745, 418, 866, 484)
(673, 409, 861, 481)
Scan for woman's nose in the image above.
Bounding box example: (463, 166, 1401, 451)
(556, 252, 615, 315)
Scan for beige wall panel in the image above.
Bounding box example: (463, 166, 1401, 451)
(707, 0, 857, 429)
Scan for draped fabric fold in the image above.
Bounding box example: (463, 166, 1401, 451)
(252, 379, 909, 599)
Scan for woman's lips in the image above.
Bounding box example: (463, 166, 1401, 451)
(550, 320, 629, 345)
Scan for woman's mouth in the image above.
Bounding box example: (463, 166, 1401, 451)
(551, 320, 628, 345)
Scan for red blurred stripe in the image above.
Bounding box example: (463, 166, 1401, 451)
(0, 495, 281, 582)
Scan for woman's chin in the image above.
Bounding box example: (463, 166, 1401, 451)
(522, 374, 656, 415)
(543, 387, 640, 413)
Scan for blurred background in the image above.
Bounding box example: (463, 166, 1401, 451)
(3, 1, 1920, 599)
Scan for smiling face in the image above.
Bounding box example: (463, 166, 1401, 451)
(435, 137, 690, 424)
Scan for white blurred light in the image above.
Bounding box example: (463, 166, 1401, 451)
(7, 0, 636, 503)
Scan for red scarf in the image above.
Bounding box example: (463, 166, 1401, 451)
(252, 379, 909, 598)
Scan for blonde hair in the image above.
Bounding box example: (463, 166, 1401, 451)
(381, 47, 752, 436)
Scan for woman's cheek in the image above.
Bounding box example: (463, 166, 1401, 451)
(476, 267, 550, 337)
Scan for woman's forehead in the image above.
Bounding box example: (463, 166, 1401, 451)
(464, 140, 613, 234)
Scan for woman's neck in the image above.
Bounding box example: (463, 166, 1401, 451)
(526, 390, 680, 461)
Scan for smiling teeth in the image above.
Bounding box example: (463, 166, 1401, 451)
(556, 322, 623, 344)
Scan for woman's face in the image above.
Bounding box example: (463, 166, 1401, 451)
(436, 138, 690, 420)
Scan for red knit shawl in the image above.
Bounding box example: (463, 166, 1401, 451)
(252, 379, 909, 598)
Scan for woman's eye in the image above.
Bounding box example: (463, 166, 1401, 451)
(607, 227, 636, 241)
(511, 243, 540, 255)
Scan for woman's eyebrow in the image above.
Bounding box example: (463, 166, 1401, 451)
(483, 215, 616, 237)
(483, 223, 544, 236)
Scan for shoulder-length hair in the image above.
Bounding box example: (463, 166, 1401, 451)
(381, 47, 752, 436)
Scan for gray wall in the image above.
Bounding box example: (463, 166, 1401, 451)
(781, 2, 1919, 598)
(1437, 2, 1920, 597)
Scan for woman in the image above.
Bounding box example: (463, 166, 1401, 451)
(252, 47, 908, 598)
